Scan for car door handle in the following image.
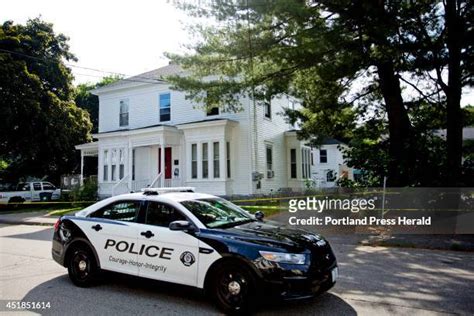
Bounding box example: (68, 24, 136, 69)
(92, 224, 102, 231)
(141, 230, 154, 239)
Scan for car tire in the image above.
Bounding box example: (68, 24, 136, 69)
(211, 262, 257, 314)
(40, 193, 52, 201)
(8, 197, 24, 208)
(67, 246, 98, 287)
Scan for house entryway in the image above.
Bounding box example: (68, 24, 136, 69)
(158, 147, 172, 180)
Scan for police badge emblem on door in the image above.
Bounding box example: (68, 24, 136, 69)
(180, 251, 195, 267)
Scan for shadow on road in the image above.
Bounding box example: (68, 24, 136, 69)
(21, 272, 355, 315)
(2, 227, 53, 241)
(331, 243, 474, 315)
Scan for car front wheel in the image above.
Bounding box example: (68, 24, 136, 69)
(212, 262, 256, 314)
(67, 246, 97, 287)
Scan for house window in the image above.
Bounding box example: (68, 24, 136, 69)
(111, 150, 117, 181)
(290, 149, 297, 179)
(320, 149, 328, 163)
(213, 142, 220, 178)
(103, 150, 109, 181)
(119, 149, 125, 180)
(226, 141, 231, 178)
(132, 149, 135, 181)
(311, 152, 314, 166)
(202, 143, 208, 179)
(119, 100, 129, 127)
(160, 93, 171, 122)
(307, 149, 311, 177)
(302, 148, 310, 179)
(266, 145, 273, 177)
(207, 107, 219, 116)
(264, 100, 271, 119)
(191, 144, 197, 179)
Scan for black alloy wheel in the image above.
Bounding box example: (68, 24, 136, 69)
(67, 247, 97, 287)
(212, 263, 256, 314)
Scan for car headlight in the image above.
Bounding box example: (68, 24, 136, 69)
(259, 251, 307, 265)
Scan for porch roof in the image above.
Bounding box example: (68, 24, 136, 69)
(75, 141, 99, 156)
(93, 118, 238, 138)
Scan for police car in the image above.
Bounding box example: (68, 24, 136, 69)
(52, 188, 338, 313)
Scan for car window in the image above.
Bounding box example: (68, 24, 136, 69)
(42, 183, 56, 190)
(181, 198, 253, 228)
(145, 202, 186, 227)
(90, 201, 141, 222)
(17, 183, 29, 191)
(33, 183, 42, 191)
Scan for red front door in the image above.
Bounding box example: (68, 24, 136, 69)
(158, 147, 172, 179)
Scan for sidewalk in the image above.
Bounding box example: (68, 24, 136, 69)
(0, 211, 58, 226)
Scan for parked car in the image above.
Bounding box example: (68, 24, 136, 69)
(52, 188, 338, 313)
(0, 181, 61, 205)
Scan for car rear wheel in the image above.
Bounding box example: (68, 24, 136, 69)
(211, 262, 256, 314)
(67, 246, 97, 287)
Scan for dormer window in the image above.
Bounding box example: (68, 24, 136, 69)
(119, 100, 129, 127)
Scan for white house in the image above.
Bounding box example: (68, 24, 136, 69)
(310, 138, 354, 188)
(76, 64, 345, 197)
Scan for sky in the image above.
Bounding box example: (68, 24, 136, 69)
(1, 0, 190, 84)
(2, 0, 473, 105)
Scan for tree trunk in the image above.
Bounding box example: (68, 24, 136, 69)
(445, 0, 463, 186)
(377, 60, 412, 187)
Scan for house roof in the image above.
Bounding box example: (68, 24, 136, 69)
(92, 63, 184, 93)
(322, 138, 346, 145)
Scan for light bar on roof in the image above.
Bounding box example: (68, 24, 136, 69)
(142, 187, 195, 195)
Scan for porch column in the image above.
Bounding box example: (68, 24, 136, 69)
(80, 150, 84, 186)
(128, 140, 133, 191)
(160, 139, 165, 187)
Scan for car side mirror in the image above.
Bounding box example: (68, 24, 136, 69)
(169, 220, 194, 231)
(255, 211, 264, 221)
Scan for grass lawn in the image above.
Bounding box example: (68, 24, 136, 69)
(240, 205, 285, 218)
(47, 207, 83, 216)
(0, 203, 90, 216)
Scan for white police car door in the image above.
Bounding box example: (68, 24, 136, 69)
(71, 200, 142, 275)
(32, 182, 42, 201)
(137, 201, 199, 287)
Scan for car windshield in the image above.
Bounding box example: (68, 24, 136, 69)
(181, 198, 254, 228)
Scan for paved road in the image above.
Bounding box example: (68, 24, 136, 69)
(1, 224, 473, 315)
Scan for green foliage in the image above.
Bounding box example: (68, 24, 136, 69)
(0, 160, 8, 171)
(0, 18, 92, 183)
(463, 105, 474, 127)
(335, 178, 359, 188)
(75, 75, 122, 133)
(168, 0, 472, 187)
(303, 178, 315, 190)
(65, 178, 98, 202)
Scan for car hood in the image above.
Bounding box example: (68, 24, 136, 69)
(212, 220, 325, 252)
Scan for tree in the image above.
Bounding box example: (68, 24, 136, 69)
(0, 18, 92, 183)
(167, 0, 472, 187)
(75, 75, 122, 133)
